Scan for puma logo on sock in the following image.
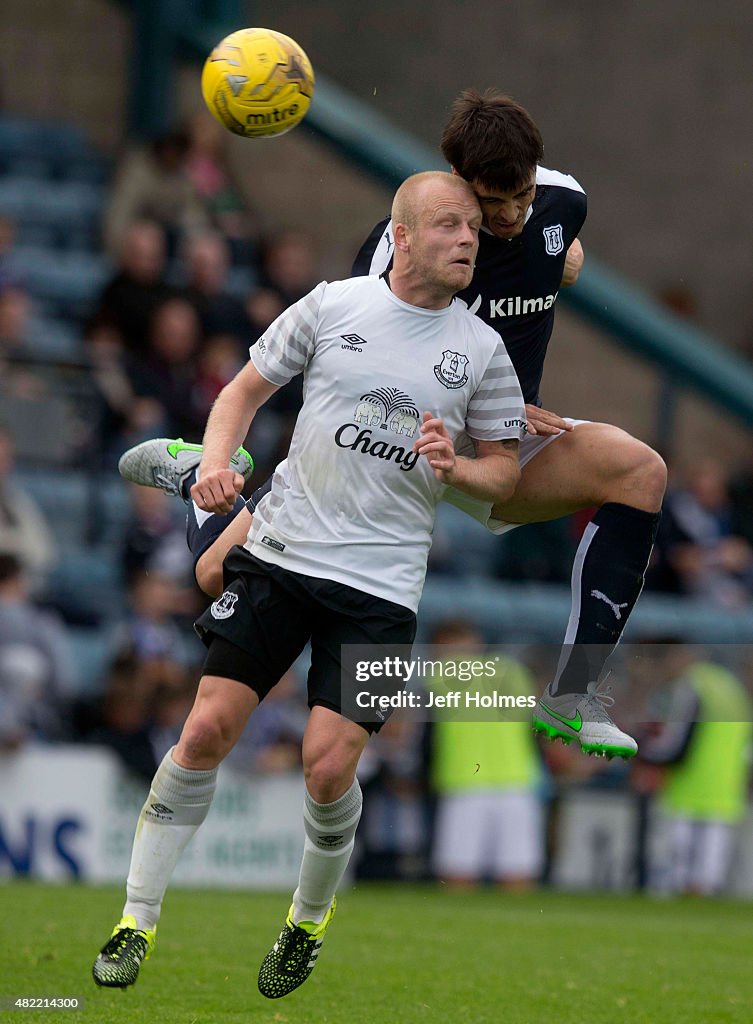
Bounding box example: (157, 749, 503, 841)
(591, 589, 629, 620)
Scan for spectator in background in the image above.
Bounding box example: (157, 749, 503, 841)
(224, 667, 307, 776)
(728, 456, 753, 549)
(0, 215, 19, 291)
(0, 423, 56, 584)
(127, 297, 205, 439)
(96, 220, 175, 354)
(0, 284, 33, 359)
(122, 484, 186, 582)
(147, 665, 199, 766)
(356, 713, 428, 882)
(84, 316, 164, 462)
(0, 554, 74, 747)
(183, 232, 251, 342)
(122, 570, 200, 671)
(237, 231, 321, 479)
(430, 619, 545, 890)
(184, 112, 258, 256)
(192, 334, 246, 425)
(638, 646, 753, 896)
(74, 653, 199, 784)
(74, 652, 158, 782)
(648, 459, 753, 605)
(0, 284, 76, 394)
(103, 131, 211, 258)
(246, 285, 285, 337)
(0, 285, 48, 406)
(256, 229, 319, 307)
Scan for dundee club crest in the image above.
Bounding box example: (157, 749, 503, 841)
(543, 224, 564, 256)
(434, 350, 469, 390)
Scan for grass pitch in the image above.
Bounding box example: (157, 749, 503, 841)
(1, 882, 750, 1023)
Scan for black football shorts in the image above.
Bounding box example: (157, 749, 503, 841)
(195, 546, 416, 731)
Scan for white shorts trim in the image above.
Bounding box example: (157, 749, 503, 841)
(443, 418, 590, 534)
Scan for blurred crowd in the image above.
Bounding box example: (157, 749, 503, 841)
(0, 115, 323, 775)
(2, 114, 753, 895)
(1, 115, 317, 481)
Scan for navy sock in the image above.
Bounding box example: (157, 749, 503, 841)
(184, 469, 246, 566)
(551, 502, 661, 696)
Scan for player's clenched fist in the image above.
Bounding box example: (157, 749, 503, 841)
(190, 469, 244, 514)
(413, 412, 457, 483)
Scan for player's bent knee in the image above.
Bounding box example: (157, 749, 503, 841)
(595, 429, 667, 508)
(304, 757, 358, 804)
(195, 552, 224, 598)
(641, 447, 668, 500)
(621, 441, 667, 503)
(177, 714, 232, 768)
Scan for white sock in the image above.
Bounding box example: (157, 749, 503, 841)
(123, 748, 217, 930)
(292, 779, 362, 925)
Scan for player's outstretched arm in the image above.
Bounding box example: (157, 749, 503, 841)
(192, 361, 279, 514)
(561, 238, 584, 287)
(195, 506, 255, 598)
(413, 413, 520, 503)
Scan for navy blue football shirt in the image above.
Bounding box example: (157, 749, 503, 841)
(352, 166, 587, 406)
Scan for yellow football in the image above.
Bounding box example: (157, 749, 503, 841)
(201, 27, 315, 139)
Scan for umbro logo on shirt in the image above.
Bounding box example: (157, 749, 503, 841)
(341, 334, 367, 351)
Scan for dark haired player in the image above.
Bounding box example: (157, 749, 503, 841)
(354, 90, 665, 757)
(120, 90, 665, 759)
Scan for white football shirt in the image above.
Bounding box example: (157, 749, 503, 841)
(246, 275, 525, 611)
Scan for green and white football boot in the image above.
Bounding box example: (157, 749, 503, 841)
(118, 438, 253, 500)
(533, 680, 638, 760)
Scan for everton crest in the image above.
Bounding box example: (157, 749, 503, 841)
(434, 350, 469, 390)
(543, 224, 564, 256)
(211, 590, 239, 620)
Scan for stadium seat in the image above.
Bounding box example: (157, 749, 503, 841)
(98, 478, 135, 548)
(0, 116, 88, 160)
(27, 317, 85, 359)
(67, 624, 119, 695)
(0, 155, 109, 185)
(2, 398, 82, 467)
(0, 177, 30, 218)
(58, 156, 111, 185)
(7, 247, 110, 315)
(15, 466, 134, 544)
(0, 179, 105, 228)
(2, 157, 54, 180)
(13, 470, 85, 538)
(14, 222, 57, 249)
(43, 548, 125, 625)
